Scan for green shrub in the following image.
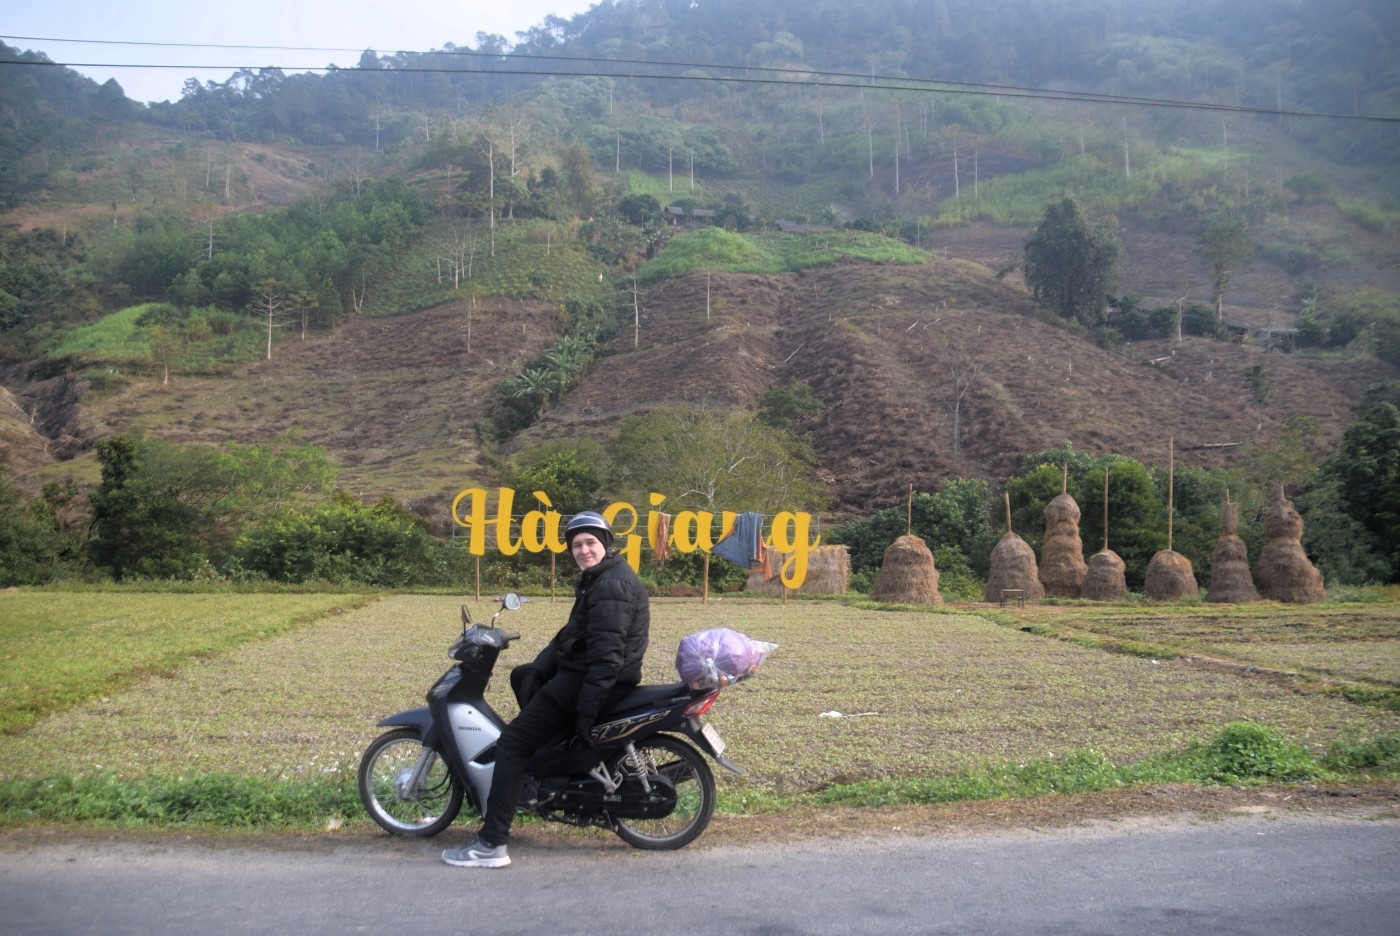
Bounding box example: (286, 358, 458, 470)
(235, 495, 452, 586)
(1183, 722, 1322, 784)
(1323, 732, 1400, 775)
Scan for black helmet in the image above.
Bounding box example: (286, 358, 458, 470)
(564, 511, 613, 551)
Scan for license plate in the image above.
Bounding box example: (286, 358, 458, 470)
(701, 722, 725, 756)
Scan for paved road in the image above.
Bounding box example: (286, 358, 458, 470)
(2, 816, 1397, 935)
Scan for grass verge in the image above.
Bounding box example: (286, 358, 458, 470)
(1, 723, 1394, 830)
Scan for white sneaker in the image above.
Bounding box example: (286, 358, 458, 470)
(441, 835, 510, 868)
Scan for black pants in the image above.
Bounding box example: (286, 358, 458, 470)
(480, 671, 630, 847)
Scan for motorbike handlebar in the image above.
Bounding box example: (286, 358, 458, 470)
(504, 632, 522, 643)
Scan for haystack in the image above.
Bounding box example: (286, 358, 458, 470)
(985, 532, 1045, 601)
(1080, 469, 1126, 601)
(871, 534, 943, 604)
(984, 492, 1044, 602)
(745, 545, 850, 596)
(1144, 549, 1199, 600)
(1254, 489, 1325, 603)
(1038, 467, 1086, 598)
(1081, 549, 1127, 601)
(1144, 438, 1199, 600)
(1207, 498, 1259, 603)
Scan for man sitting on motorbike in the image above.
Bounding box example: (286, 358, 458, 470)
(443, 510, 651, 868)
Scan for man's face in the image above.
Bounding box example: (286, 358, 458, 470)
(570, 531, 607, 570)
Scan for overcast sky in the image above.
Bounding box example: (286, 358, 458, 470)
(2, 0, 600, 104)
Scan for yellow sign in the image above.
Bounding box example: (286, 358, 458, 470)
(451, 488, 820, 589)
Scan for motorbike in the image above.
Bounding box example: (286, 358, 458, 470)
(357, 593, 746, 850)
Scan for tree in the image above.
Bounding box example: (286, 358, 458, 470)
(250, 279, 290, 359)
(618, 194, 662, 225)
(0, 467, 71, 585)
(1239, 413, 1325, 495)
(1311, 403, 1400, 580)
(756, 380, 822, 429)
(828, 477, 996, 578)
(87, 434, 335, 580)
(1196, 219, 1252, 321)
(1006, 453, 1168, 590)
(88, 435, 207, 579)
(1022, 197, 1121, 326)
(508, 440, 606, 514)
(557, 144, 596, 216)
(235, 494, 450, 585)
(938, 338, 985, 461)
(609, 405, 828, 514)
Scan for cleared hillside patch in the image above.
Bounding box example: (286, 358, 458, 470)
(365, 219, 609, 316)
(635, 228, 927, 286)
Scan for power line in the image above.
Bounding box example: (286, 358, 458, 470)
(0, 33, 1309, 112)
(0, 33, 1299, 110)
(3, 35, 1396, 124)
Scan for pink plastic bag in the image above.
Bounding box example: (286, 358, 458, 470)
(675, 627, 777, 690)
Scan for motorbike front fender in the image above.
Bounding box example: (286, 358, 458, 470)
(376, 707, 439, 747)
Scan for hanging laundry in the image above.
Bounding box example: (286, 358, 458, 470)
(711, 511, 767, 569)
(653, 512, 673, 568)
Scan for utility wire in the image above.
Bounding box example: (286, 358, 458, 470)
(3, 34, 1397, 124)
(0, 33, 1299, 110)
(0, 33, 1304, 111)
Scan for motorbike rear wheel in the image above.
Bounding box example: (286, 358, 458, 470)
(358, 728, 464, 837)
(610, 734, 715, 850)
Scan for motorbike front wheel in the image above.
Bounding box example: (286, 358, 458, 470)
(610, 734, 715, 850)
(358, 728, 464, 837)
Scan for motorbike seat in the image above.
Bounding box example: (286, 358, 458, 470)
(602, 681, 693, 716)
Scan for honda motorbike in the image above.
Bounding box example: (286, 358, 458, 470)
(357, 593, 745, 850)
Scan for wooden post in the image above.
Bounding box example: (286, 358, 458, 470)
(906, 483, 914, 536)
(1004, 491, 1013, 534)
(1102, 468, 1110, 552)
(550, 552, 556, 603)
(1167, 436, 1175, 551)
(474, 555, 481, 600)
(702, 552, 710, 605)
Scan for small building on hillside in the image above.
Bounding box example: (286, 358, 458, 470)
(665, 205, 716, 227)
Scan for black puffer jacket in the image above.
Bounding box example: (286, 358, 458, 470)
(526, 555, 650, 721)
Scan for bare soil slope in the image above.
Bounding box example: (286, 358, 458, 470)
(526, 256, 1395, 516)
(65, 298, 564, 529)
(9, 249, 1396, 523)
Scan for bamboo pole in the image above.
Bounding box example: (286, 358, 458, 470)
(1167, 436, 1175, 552)
(1102, 468, 1110, 552)
(1004, 491, 1013, 534)
(702, 552, 710, 605)
(906, 483, 914, 537)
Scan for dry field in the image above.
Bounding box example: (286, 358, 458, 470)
(2, 595, 1395, 801)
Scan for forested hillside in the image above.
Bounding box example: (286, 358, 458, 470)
(1, 0, 1398, 591)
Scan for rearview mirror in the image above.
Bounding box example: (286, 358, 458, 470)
(502, 592, 522, 611)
